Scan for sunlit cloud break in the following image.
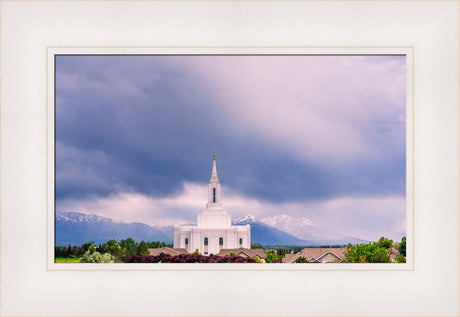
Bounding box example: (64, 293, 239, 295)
(57, 182, 405, 242)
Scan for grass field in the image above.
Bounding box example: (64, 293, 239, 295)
(55, 257, 80, 263)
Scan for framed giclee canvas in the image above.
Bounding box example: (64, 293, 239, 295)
(49, 49, 412, 270)
(0, 1, 458, 317)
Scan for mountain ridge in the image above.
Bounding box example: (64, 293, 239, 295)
(55, 211, 367, 246)
(258, 214, 368, 246)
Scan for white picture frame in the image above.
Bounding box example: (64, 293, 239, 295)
(1, 1, 458, 316)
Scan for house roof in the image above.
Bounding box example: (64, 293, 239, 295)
(283, 247, 347, 263)
(217, 248, 266, 259)
(148, 247, 188, 256)
(283, 253, 298, 263)
(387, 247, 400, 261)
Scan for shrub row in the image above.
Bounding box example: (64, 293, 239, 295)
(127, 252, 259, 263)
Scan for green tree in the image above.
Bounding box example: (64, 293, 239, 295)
(55, 246, 67, 257)
(71, 246, 79, 256)
(251, 243, 264, 249)
(148, 241, 160, 248)
(106, 239, 118, 246)
(265, 252, 278, 263)
(371, 248, 390, 263)
(376, 237, 394, 249)
(345, 242, 391, 263)
(395, 255, 406, 263)
(295, 256, 308, 263)
(277, 249, 289, 259)
(146, 241, 173, 248)
(86, 242, 95, 250)
(120, 238, 137, 250)
(120, 238, 138, 260)
(137, 241, 150, 256)
(88, 246, 97, 254)
(121, 247, 130, 258)
(109, 243, 122, 258)
(80, 242, 94, 255)
(398, 237, 406, 256)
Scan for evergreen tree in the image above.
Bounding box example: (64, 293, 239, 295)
(137, 241, 150, 256)
(399, 237, 406, 256)
(109, 243, 122, 258)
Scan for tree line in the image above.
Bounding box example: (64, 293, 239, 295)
(251, 236, 407, 264)
(56, 236, 407, 264)
(344, 236, 406, 263)
(55, 238, 173, 263)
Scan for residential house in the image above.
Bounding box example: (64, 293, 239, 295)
(283, 247, 347, 263)
(148, 247, 188, 256)
(217, 248, 266, 261)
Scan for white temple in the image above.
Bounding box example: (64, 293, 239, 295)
(173, 155, 251, 255)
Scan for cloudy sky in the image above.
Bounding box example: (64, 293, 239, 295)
(55, 55, 406, 241)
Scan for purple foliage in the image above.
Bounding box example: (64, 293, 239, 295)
(127, 252, 259, 263)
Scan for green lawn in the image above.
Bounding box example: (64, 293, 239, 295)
(55, 257, 80, 263)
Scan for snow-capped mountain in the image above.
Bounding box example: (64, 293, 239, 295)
(232, 215, 257, 224)
(260, 214, 367, 245)
(55, 211, 367, 247)
(261, 214, 313, 237)
(55, 211, 172, 246)
(56, 211, 124, 224)
(232, 215, 315, 246)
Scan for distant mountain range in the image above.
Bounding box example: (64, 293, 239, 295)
(258, 214, 368, 246)
(56, 212, 172, 246)
(232, 215, 314, 246)
(55, 211, 367, 246)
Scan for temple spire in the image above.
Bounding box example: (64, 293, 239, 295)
(210, 153, 219, 183)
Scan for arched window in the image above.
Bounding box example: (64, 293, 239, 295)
(204, 237, 208, 246)
(239, 238, 243, 245)
(219, 237, 224, 245)
(213, 188, 216, 202)
(185, 238, 188, 245)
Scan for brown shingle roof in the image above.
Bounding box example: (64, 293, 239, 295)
(217, 248, 267, 259)
(283, 253, 299, 263)
(283, 247, 347, 263)
(148, 247, 188, 256)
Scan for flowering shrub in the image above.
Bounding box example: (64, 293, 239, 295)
(80, 250, 115, 263)
(127, 253, 259, 263)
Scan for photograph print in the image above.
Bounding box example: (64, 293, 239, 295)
(54, 55, 407, 264)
